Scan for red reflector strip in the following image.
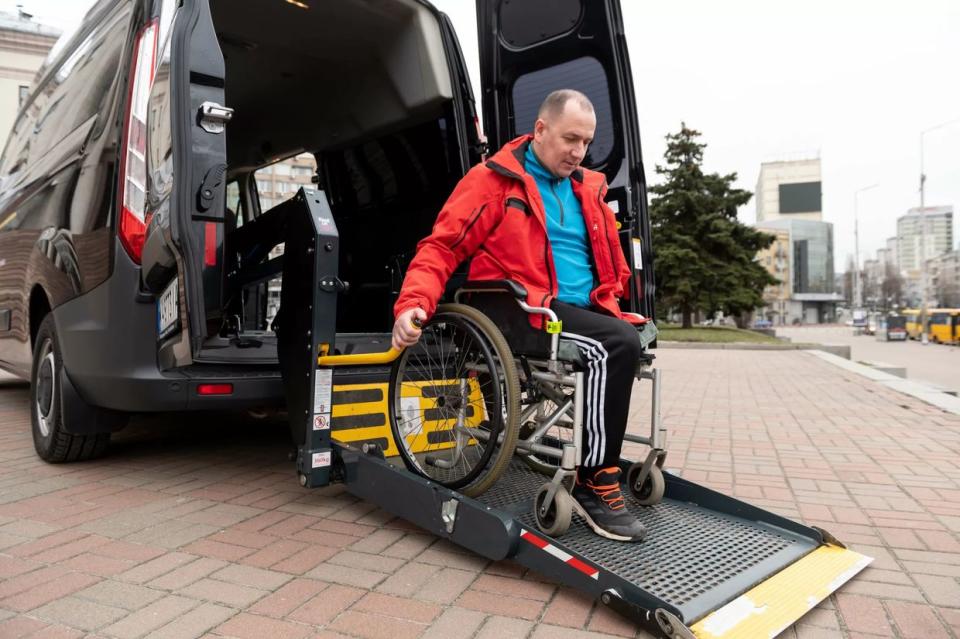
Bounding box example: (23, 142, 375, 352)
(197, 383, 233, 396)
(204, 222, 217, 266)
(520, 528, 599, 580)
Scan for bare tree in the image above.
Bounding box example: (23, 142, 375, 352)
(880, 264, 903, 310)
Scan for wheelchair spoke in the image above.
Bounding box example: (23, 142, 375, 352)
(389, 304, 518, 494)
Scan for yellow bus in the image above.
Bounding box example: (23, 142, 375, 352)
(929, 309, 960, 344)
(902, 309, 922, 339)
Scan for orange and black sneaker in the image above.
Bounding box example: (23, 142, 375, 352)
(571, 467, 647, 542)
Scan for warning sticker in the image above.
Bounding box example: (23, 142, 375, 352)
(313, 369, 332, 413)
(312, 451, 331, 468)
(400, 397, 423, 437)
(313, 413, 330, 430)
(632, 238, 643, 270)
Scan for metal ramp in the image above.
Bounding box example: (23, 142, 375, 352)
(334, 442, 871, 639)
(480, 460, 816, 626)
(277, 187, 872, 639)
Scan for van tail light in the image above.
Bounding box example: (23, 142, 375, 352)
(118, 19, 159, 264)
(197, 383, 233, 396)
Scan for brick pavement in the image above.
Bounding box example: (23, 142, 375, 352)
(0, 349, 958, 638)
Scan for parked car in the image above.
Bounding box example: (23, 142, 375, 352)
(0, 0, 655, 462)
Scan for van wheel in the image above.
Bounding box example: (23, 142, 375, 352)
(31, 315, 110, 462)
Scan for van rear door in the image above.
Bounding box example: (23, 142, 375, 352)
(143, 0, 229, 363)
(475, 0, 655, 318)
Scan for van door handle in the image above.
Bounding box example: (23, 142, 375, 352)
(197, 164, 226, 213)
(197, 101, 233, 134)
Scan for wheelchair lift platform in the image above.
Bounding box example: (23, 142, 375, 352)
(278, 188, 872, 639)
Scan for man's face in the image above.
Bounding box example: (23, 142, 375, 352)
(532, 101, 596, 178)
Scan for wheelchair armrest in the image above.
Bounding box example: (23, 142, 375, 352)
(458, 279, 528, 299)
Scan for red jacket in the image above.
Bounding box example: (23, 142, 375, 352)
(394, 135, 633, 328)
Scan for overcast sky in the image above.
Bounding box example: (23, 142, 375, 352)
(5, 0, 958, 272)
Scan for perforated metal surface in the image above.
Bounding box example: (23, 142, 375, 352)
(480, 461, 816, 620)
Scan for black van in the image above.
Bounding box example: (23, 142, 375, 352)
(0, 0, 654, 462)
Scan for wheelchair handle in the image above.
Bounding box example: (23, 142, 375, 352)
(316, 316, 423, 366)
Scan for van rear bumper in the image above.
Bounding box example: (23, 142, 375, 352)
(54, 245, 284, 413)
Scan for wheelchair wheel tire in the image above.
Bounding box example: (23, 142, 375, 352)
(627, 462, 665, 506)
(388, 303, 520, 497)
(533, 483, 572, 537)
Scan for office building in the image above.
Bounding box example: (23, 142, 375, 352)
(755, 156, 822, 223)
(0, 10, 59, 149)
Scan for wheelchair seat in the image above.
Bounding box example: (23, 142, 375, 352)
(457, 280, 656, 369)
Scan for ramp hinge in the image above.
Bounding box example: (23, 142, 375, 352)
(441, 498, 459, 534)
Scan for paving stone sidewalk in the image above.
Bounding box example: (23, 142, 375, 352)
(0, 349, 958, 638)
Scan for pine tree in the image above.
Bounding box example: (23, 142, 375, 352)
(650, 124, 776, 328)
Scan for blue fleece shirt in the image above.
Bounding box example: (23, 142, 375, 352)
(524, 145, 593, 308)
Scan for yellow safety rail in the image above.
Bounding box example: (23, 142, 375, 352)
(318, 348, 402, 367)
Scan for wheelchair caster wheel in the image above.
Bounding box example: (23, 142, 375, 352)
(627, 462, 665, 506)
(534, 483, 572, 536)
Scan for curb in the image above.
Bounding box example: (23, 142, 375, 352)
(657, 341, 851, 359)
(805, 349, 960, 415)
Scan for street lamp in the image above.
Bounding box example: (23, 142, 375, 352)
(854, 183, 879, 310)
(919, 117, 960, 345)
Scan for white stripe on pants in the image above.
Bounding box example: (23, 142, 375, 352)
(560, 332, 608, 467)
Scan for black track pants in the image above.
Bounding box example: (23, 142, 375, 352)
(551, 300, 643, 472)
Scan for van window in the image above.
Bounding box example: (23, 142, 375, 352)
(253, 153, 317, 214)
(225, 180, 243, 228)
(499, 0, 581, 48)
(252, 154, 317, 326)
(510, 56, 615, 168)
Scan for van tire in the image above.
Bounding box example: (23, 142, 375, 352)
(31, 315, 110, 462)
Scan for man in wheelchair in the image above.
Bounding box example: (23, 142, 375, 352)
(392, 90, 648, 542)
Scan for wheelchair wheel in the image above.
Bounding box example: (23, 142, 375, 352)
(533, 483, 572, 536)
(388, 303, 520, 497)
(627, 462, 665, 506)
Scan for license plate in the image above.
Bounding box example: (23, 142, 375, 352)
(157, 277, 179, 340)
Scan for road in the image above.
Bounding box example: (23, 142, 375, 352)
(777, 325, 960, 394)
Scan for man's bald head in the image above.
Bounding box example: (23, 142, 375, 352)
(537, 89, 595, 122)
(532, 89, 596, 178)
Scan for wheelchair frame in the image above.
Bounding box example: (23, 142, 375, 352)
(454, 283, 668, 531)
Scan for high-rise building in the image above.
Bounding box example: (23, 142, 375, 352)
(755, 227, 791, 324)
(753, 218, 841, 323)
(885, 236, 898, 271)
(928, 250, 960, 308)
(753, 156, 838, 323)
(0, 10, 60, 149)
(896, 206, 953, 274)
(755, 156, 822, 223)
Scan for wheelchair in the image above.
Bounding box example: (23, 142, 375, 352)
(387, 280, 666, 537)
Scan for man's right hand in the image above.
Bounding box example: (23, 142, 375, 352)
(392, 307, 427, 351)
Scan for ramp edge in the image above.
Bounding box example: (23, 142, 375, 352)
(690, 545, 873, 639)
